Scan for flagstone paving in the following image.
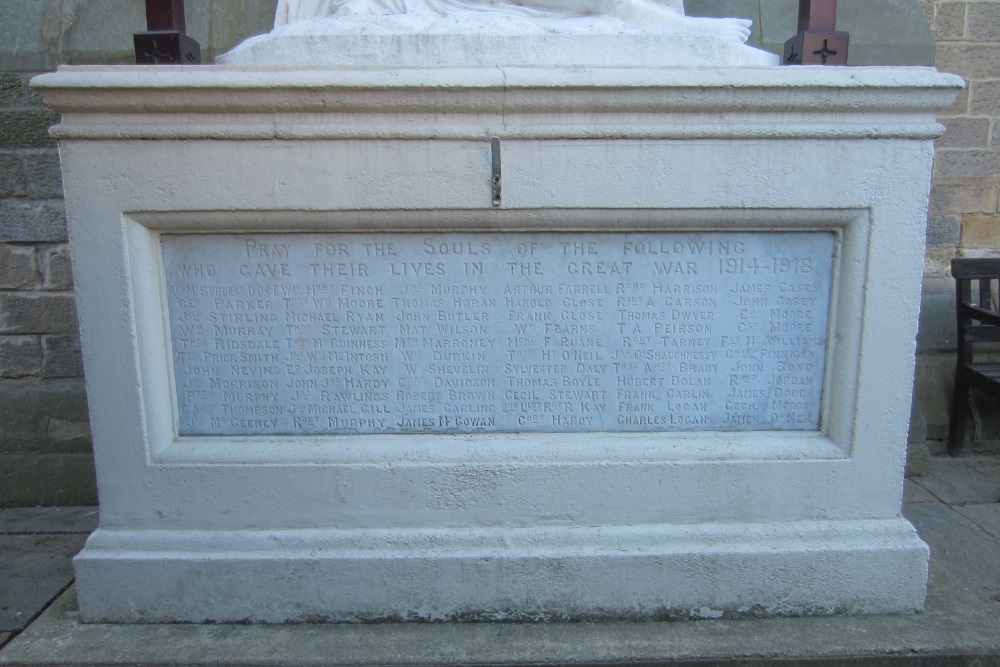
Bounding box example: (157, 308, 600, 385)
(1, 457, 999, 666)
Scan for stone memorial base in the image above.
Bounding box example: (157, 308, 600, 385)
(33, 59, 961, 623)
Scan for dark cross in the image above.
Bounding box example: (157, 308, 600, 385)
(135, 0, 201, 65)
(144, 37, 174, 65)
(812, 39, 838, 65)
(783, 0, 849, 66)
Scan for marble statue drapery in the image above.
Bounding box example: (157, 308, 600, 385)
(274, 0, 752, 42)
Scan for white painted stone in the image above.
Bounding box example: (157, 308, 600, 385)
(273, 0, 711, 31)
(219, 6, 775, 68)
(32, 64, 962, 623)
(270, 0, 754, 43)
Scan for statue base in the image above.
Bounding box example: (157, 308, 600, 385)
(218, 15, 778, 68)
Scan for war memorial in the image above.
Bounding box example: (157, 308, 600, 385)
(30, 0, 963, 623)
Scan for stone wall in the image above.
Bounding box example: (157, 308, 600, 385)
(0, 68, 92, 506)
(0, 0, 975, 505)
(912, 0, 1000, 454)
(0, 1, 275, 506)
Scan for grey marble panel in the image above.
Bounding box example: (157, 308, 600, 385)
(162, 231, 834, 436)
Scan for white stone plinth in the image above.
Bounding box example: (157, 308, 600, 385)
(32, 64, 961, 623)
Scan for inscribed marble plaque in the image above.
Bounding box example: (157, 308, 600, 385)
(162, 231, 834, 435)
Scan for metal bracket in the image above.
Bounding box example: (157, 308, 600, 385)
(491, 136, 502, 207)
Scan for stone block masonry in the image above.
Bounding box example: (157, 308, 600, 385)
(0, 70, 93, 507)
(912, 1, 1000, 448)
(924, 0, 1000, 264)
(0, 0, 276, 507)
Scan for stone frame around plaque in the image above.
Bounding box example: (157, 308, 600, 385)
(122, 207, 866, 467)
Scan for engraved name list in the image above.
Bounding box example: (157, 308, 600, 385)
(162, 231, 834, 436)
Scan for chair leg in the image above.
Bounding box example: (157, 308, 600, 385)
(968, 391, 984, 441)
(948, 372, 968, 456)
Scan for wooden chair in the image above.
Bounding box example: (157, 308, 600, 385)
(948, 257, 1000, 455)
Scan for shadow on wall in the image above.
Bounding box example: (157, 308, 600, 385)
(688, 0, 934, 65)
(0, 0, 279, 68)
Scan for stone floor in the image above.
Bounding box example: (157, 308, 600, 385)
(0, 454, 999, 666)
(903, 453, 1000, 604)
(0, 507, 97, 649)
